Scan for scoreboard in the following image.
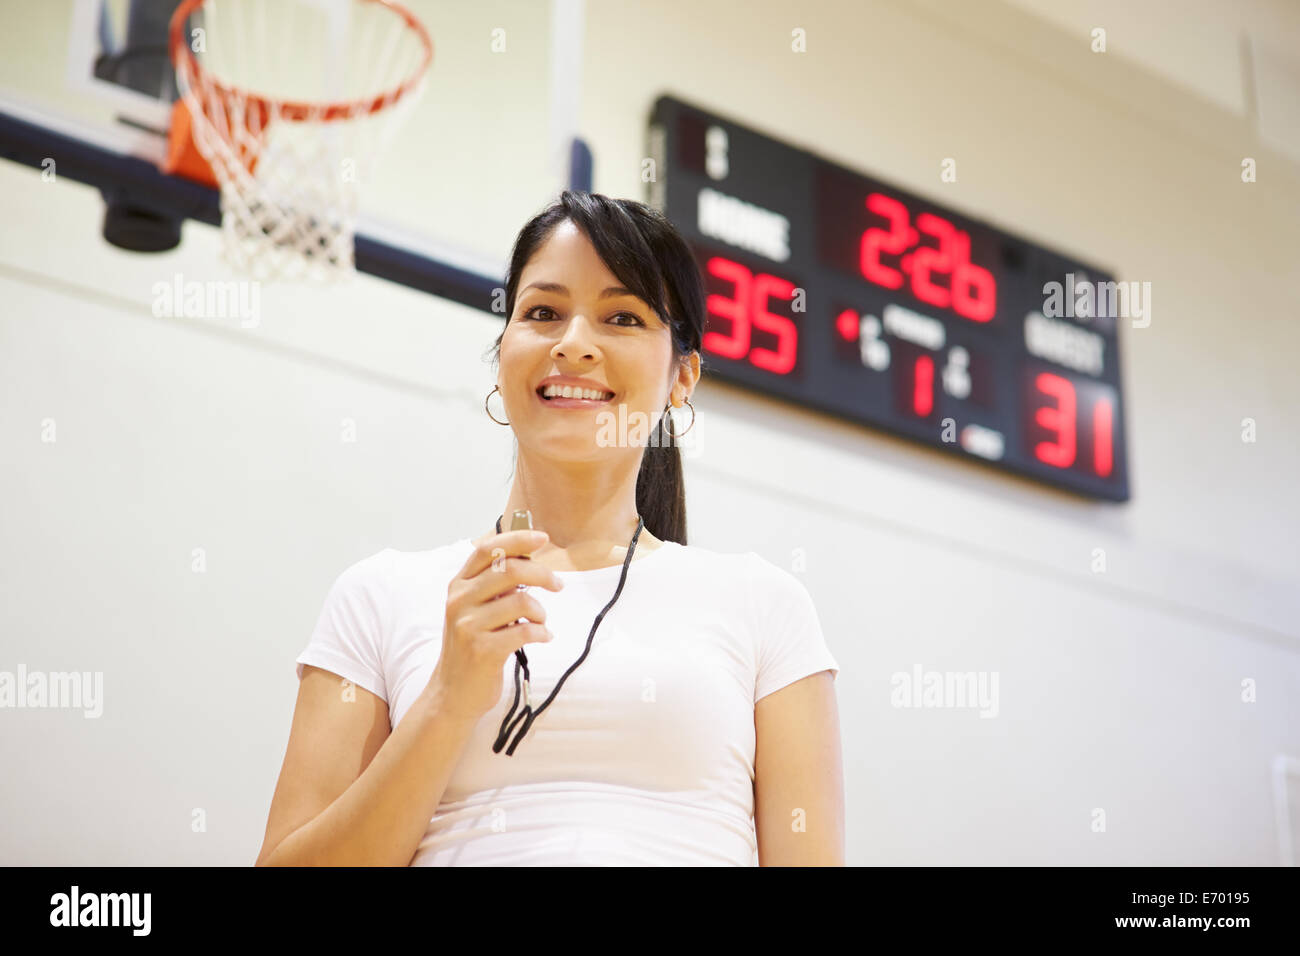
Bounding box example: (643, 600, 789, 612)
(647, 95, 1130, 501)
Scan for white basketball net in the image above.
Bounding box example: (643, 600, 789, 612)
(171, 0, 431, 281)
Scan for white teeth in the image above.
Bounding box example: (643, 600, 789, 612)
(541, 384, 614, 400)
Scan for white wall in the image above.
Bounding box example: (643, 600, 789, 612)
(1, 0, 1297, 865)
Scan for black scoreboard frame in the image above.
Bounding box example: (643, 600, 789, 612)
(646, 94, 1131, 502)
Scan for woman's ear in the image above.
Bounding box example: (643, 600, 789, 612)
(676, 350, 701, 394)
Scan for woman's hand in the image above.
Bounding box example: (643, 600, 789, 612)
(426, 529, 564, 722)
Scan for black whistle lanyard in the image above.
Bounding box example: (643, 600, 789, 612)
(491, 513, 645, 756)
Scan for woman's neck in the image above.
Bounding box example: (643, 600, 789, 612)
(487, 452, 659, 571)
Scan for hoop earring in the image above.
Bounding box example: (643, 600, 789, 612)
(662, 397, 695, 437)
(485, 385, 510, 426)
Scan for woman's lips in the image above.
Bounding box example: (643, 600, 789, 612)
(536, 390, 615, 409)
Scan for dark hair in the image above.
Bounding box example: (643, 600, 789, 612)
(488, 190, 706, 545)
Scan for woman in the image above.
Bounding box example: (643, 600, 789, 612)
(258, 191, 844, 866)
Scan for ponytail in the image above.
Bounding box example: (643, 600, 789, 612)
(636, 412, 687, 544)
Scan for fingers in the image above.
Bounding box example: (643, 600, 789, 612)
(458, 529, 549, 581)
(490, 620, 554, 657)
(479, 589, 550, 634)
(473, 557, 566, 606)
(446, 530, 564, 633)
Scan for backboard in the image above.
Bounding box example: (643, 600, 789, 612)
(0, 0, 587, 307)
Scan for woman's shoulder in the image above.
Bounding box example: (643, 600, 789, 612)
(732, 547, 818, 604)
(326, 547, 396, 586)
(660, 540, 795, 591)
(673, 541, 792, 573)
(666, 544, 817, 627)
(656, 538, 748, 566)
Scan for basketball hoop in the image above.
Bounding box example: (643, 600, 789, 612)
(166, 0, 432, 281)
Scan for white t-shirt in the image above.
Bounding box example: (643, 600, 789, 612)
(294, 537, 839, 866)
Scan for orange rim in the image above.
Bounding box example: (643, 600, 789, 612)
(168, 0, 433, 123)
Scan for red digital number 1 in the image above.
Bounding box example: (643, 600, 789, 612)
(913, 354, 935, 417)
(1092, 397, 1114, 477)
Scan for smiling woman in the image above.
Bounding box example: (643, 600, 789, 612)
(486, 192, 706, 545)
(262, 191, 844, 867)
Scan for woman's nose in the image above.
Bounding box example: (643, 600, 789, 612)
(553, 313, 599, 357)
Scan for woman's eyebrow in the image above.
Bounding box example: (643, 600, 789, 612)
(521, 281, 637, 300)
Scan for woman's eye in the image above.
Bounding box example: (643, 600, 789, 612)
(523, 306, 643, 327)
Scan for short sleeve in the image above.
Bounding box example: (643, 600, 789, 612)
(294, 549, 393, 702)
(746, 553, 840, 703)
